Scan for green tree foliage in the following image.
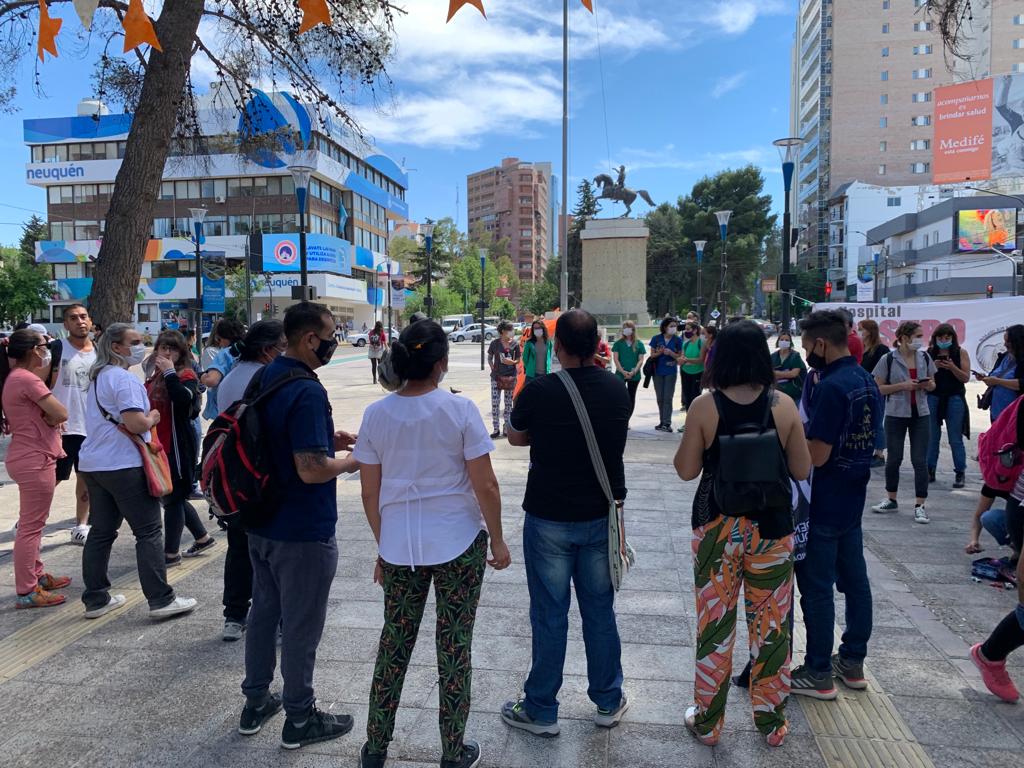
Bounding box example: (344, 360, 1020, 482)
(224, 266, 267, 323)
(0, 217, 52, 327)
(567, 180, 600, 305)
(402, 285, 464, 321)
(646, 166, 777, 318)
(405, 217, 463, 284)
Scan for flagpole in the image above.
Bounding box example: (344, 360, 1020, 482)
(559, 0, 569, 311)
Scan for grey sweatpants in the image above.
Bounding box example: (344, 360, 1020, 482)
(242, 533, 339, 719)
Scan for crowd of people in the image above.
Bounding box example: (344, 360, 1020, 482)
(4, 301, 1024, 764)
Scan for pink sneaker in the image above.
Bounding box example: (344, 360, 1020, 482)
(971, 643, 1021, 703)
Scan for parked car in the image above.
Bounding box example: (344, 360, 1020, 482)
(449, 323, 497, 343)
(349, 327, 398, 347)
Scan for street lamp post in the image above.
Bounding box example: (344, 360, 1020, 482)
(189, 207, 207, 336)
(478, 248, 488, 372)
(714, 210, 732, 315)
(694, 240, 707, 323)
(421, 222, 435, 320)
(288, 162, 314, 299)
(773, 137, 803, 331)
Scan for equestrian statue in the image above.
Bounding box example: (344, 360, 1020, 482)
(593, 166, 656, 218)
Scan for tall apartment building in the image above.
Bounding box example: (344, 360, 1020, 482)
(466, 157, 551, 283)
(791, 0, 1024, 272)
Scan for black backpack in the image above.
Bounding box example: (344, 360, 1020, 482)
(200, 368, 317, 527)
(712, 391, 791, 517)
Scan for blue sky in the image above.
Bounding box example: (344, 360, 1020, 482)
(0, 0, 795, 246)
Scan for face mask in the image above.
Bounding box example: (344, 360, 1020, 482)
(778, 340, 792, 350)
(668, 326, 678, 336)
(534, 329, 544, 338)
(909, 339, 924, 351)
(129, 343, 147, 366)
(39, 350, 52, 367)
(314, 336, 338, 366)
(621, 327, 633, 337)
(937, 339, 953, 350)
(806, 341, 826, 370)
(684, 331, 694, 339)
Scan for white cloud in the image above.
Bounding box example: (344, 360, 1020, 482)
(710, 0, 787, 35)
(610, 143, 776, 174)
(711, 71, 747, 99)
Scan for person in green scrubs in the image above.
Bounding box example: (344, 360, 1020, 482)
(612, 320, 647, 423)
(522, 320, 552, 381)
(771, 331, 806, 403)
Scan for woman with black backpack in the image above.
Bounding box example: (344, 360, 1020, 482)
(674, 321, 811, 748)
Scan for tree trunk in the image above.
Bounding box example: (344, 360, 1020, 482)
(88, 1, 204, 328)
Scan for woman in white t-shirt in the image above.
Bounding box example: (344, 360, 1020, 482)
(77, 323, 197, 622)
(367, 321, 387, 384)
(354, 320, 511, 768)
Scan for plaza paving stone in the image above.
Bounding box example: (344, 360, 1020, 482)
(0, 344, 1022, 766)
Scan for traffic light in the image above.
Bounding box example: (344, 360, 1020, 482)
(987, 284, 994, 299)
(264, 302, 271, 311)
(825, 280, 832, 299)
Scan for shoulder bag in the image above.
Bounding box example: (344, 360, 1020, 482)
(555, 369, 636, 591)
(94, 382, 173, 497)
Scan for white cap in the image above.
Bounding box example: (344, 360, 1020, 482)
(27, 323, 48, 336)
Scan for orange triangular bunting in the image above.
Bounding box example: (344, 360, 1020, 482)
(447, 0, 485, 23)
(37, 0, 62, 61)
(122, 0, 162, 52)
(298, 0, 331, 33)
(581, 0, 593, 11)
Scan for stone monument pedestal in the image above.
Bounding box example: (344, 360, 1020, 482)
(581, 218, 651, 327)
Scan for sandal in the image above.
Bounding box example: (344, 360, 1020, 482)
(16, 585, 66, 609)
(37, 573, 72, 591)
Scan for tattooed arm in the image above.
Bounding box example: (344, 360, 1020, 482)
(294, 450, 350, 484)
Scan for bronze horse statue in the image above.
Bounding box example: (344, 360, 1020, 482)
(593, 174, 656, 218)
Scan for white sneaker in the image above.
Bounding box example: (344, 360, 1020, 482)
(84, 593, 126, 619)
(70, 525, 90, 546)
(872, 499, 898, 514)
(149, 596, 198, 620)
(914, 505, 930, 524)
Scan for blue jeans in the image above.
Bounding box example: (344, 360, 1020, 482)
(874, 415, 886, 452)
(522, 514, 623, 722)
(982, 507, 1011, 547)
(927, 394, 966, 473)
(795, 519, 873, 675)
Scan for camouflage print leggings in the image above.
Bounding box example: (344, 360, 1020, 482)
(365, 531, 488, 762)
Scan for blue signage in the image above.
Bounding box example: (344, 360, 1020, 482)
(261, 233, 351, 275)
(201, 251, 227, 313)
(26, 165, 86, 181)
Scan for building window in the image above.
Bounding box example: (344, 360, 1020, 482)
(881, 70, 889, 81)
(880, 116, 888, 128)
(912, 68, 932, 79)
(1014, 63, 1024, 74)
(880, 141, 888, 152)
(138, 304, 159, 323)
(887, 196, 902, 207)
(228, 214, 252, 234)
(882, 47, 889, 57)
(1015, 39, 1024, 50)
(913, 44, 933, 55)
(881, 94, 889, 104)
(912, 115, 931, 126)
(882, 23, 889, 33)
(882, 0, 889, 6)
(913, 21, 932, 32)
(1015, 15, 1024, 25)
(912, 91, 932, 103)
(878, 164, 886, 175)
(910, 139, 930, 150)
(910, 162, 930, 174)
(151, 260, 195, 279)
(923, 233, 930, 247)
(74, 221, 100, 240)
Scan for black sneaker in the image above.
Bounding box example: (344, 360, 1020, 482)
(183, 537, 216, 558)
(281, 706, 354, 750)
(490, 431, 501, 439)
(360, 742, 387, 768)
(440, 740, 481, 768)
(731, 662, 751, 689)
(790, 664, 838, 700)
(928, 469, 937, 483)
(954, 472, 966, 489)
(831, 653, 868, 690)
(238, 693, 283, 735)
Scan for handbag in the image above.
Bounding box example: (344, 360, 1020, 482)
(979, 387, 994, 411)
(555, 369, 636, 590)
(496, 375, 517, 391)
(95, 386, 173, 497)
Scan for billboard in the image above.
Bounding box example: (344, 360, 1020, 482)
(956, 208, 1017, 252)
(933, 73, 1024, 184)
(260, 233, 351, 275)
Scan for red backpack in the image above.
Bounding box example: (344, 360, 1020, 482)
(200, 369, 316, 526)
(978, 396, 1024, 493)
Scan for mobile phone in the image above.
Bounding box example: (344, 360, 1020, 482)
(972, 370, 986, 378)
(914, 377, 932, 384)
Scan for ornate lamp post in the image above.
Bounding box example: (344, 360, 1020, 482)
(288, 161, 314, 298)
(773, 136, 803, 330)
(714, 210, 732, 314)
(189, 207, 207, 335)
(421, 222, 435, 320)
(694, 239, 707, 323)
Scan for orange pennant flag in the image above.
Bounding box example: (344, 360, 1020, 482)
(298, 0, 332, 33)
(37, 0, 62, 62)
(447, 0, 485, 23)
(122, 0, 162, 52)
(581, 0, 593, 10)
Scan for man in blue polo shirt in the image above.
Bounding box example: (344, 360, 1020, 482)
(238, 301, 358, 750)
(791, 310, 882, 701)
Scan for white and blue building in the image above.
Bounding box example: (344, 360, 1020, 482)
(25, 92, 409, 333)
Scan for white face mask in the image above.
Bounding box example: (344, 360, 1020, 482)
(909, 339, 924, 351)
(621, 327, 633, 337)
(39, 350, 52, 367)
(534, 328, 544, 338)
(668, 326, 678, 336)
(778, 340, 792, 350)
(128, 342, 147, 365)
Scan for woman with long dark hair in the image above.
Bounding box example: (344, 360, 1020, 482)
(927, 323, 971, 488)
(981, 324, 1024, 422)
(522, 319, 552, 382)
(858, 320, 889, 466)
(145, 330, 214, 566)
(354, 320, 510, 768)
(1, 329, 70, 608)
(368, 321, 387, 384)
(674, 320, 810, 747)
(487, 321, 520, 438)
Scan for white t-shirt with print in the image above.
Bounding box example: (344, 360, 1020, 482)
(353, 389, 494, 566)
(79, 366, 151, 472)
(51, 339, 97, 436)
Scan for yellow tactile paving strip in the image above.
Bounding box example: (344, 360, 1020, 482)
(0, 548, 220, 684)
(793, 618, 935, 768)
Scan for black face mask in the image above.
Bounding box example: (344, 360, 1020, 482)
(806, 341, 826, 370)
(314, 336, 338, 366)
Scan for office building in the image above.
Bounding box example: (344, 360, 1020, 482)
(466, 157, 552, 283)
(25, 92, 409, 332)
(791, 0, 1024, 272)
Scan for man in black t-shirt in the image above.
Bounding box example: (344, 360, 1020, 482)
(500, 309, 631, 737)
